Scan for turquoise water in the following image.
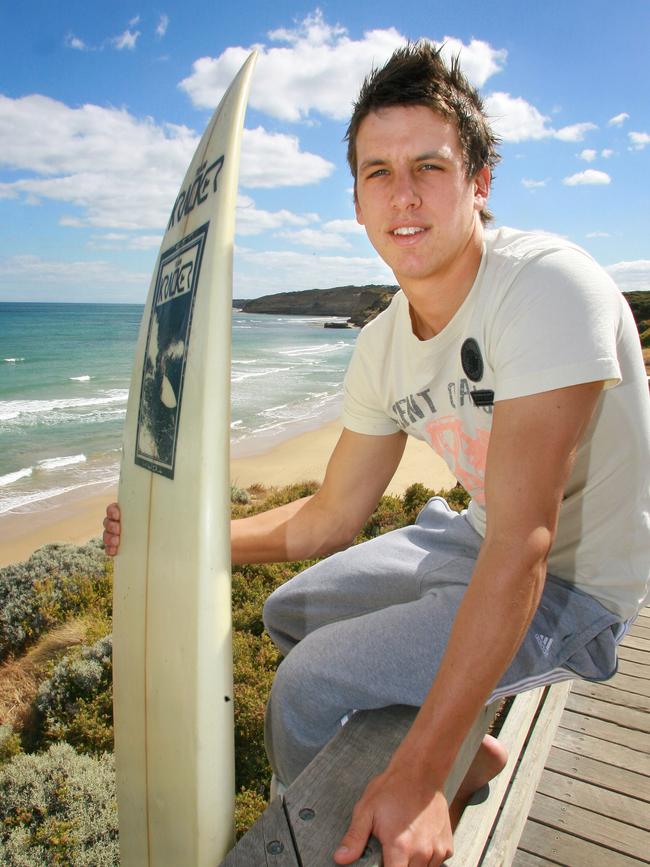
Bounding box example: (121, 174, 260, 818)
(0, 303, 356, 514)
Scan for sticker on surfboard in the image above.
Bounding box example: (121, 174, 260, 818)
(135, 221, 209, 478)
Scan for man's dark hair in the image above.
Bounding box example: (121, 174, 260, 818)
(345, 41, 501, 224)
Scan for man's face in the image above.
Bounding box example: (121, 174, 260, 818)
(354, 105, 489, 289)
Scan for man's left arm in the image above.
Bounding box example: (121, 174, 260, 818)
(335, 379, 605, 867)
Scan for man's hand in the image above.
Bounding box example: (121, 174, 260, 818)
(334, 764, 452, 867)
(103, 502, 121, 556)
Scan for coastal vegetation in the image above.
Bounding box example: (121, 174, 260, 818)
(0, 481, 469, 864)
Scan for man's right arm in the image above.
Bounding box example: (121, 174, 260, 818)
(104, 428, 408, 565)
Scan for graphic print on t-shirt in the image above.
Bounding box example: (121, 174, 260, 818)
(425, 417, 490, 504)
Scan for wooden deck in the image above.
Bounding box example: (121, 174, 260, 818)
(514, 606, 650, 866)
(222, 607, 650, 865)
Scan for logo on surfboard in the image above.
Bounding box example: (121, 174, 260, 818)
(135, 222, 209, 478)
(167, 156, 225, 231)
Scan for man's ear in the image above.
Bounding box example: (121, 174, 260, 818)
(474, 166, 491, 211)
(354, 184, 364, 225)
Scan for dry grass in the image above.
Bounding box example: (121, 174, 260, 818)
(0, 619, 87, 729)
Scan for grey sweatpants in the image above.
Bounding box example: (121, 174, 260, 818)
(263, 497, 624, 785)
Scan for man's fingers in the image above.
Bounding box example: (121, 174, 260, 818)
(106, 502, 120, 520)
(333, 809, 373, 864)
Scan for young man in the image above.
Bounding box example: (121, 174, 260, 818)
(105, 43, 650, 867)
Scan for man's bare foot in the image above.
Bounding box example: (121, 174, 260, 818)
(449, 735, 508, 829)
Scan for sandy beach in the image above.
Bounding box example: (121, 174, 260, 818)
(0, 420, 456, 568)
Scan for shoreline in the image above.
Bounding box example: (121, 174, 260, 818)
(0, 419, 456, 568)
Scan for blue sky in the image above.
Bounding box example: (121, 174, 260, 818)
(1, 1, 648, 302)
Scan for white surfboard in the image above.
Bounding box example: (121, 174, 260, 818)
(113, 52, 256, 866)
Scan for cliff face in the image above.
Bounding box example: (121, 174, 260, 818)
(236, 287, 649, 337)
(239, 284, 398, 321)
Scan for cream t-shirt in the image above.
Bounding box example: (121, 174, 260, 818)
(342, 228, 650, 620)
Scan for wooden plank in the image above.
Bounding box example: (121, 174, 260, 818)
(570, 679, 650, 712)
(605, 672, 650, 697)
(624, 635, 650, 653)
(618, 658, 650, 678)
(629, 623, 650, 639)
(553, 727, 650, 776)
(546, 746, 650, 802)
(448, 688, 545, 866)
(537, 768, 650, 830)
(281, 706, 415, 867)
(512, 850, 559, 866)
(565, 692, 650, 733)
(527, 791, 650, 860)
(518, 819, 648, 866)
(479, 683, 572, 867)
(617, 645, 650, 666)
(220, 797, 299, 866)
(282, 703, 497, 867)
(559, 708, 650, 753)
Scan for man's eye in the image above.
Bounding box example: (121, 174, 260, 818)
(367, 168, 388, 178)
(421, 163, 441, 171)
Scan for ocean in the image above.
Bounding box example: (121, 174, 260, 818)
(0, 303, 357, 515)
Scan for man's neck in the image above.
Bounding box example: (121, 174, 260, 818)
(403, 225, 484, 341)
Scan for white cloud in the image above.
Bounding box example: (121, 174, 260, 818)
(90, 233, 163, 250)
(629, 131, 650, 151)
(606, 260, 650, 292)
(563, 170, 611, 186)
(485, 93, 552, 142)
(234, 247, 394, 295)
(180, 11, 506, 120)
(608, 112, 629, 127)
(275, 227, 351, 249)
(156, 14, 169, 38)
(65, 33, 88, 51)
(554, 122, 597, 142)
(0, 254, 147, 286)
(485, 93, 597, 144)
(240, 127, 334, 188)
(435, 38, 507, 86)
(322, 219, 365, 235)
(111, 19, 141, 51)
(235, 194, 318, 236)
(521, 178, 547, 189)
(0, 95, 194, 229)
(273, 216, 365, 248)
(0, 95, 333, 230)
(579, 149, 597, 162)
(601, 149, 614, 158)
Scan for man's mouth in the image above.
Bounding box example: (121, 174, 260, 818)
(392, 226, 425, 236)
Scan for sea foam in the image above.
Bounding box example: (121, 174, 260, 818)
(0, 467, 33, 487)
(38, 454, 87, 470)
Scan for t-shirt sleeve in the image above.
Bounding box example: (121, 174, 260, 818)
(490, 248, 623, 401)
(341, 331, 402, 436)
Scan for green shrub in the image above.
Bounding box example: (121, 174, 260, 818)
(230, 486, 251, 505)
(0, 728, 22, 767)
(234, 787, 267, 840)
(232, 631, 279, 794)
(32, 636, 113, 755)
(0, 743, 118, 866)
(0, 541, 110, 662)
(440, 484, 471, 513)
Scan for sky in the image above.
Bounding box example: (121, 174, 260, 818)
(0, 0, 648, 303)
